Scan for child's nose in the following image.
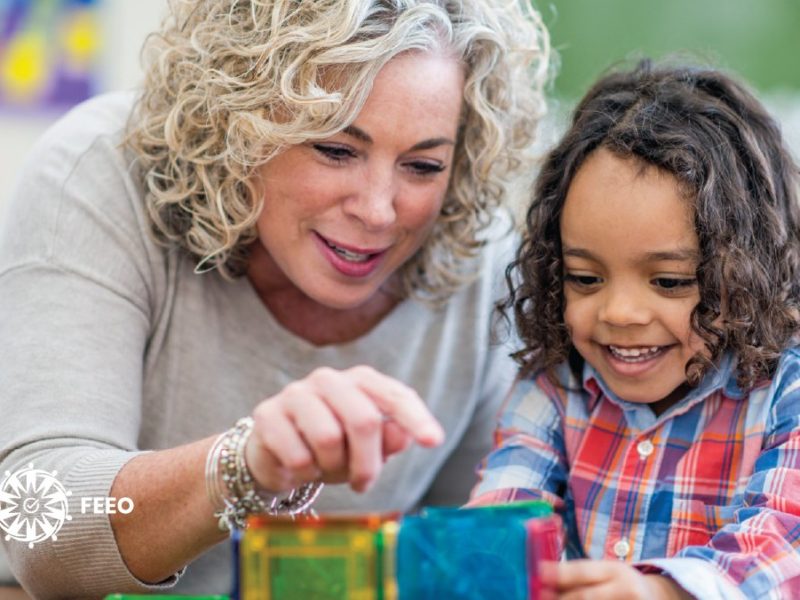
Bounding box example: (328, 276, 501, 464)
(598, 285, 652, 326)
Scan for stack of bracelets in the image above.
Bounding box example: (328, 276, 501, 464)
(205, 416, 324, 531)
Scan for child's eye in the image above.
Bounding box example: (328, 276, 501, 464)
(313, 143, 356, 163)
(653, 277, 697, 292)
(405, 160, 446, 177)
(564, 273, 602, 288)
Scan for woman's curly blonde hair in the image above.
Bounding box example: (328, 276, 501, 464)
(126, 0, 549, 302)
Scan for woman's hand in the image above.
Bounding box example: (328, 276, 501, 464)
(550, 560, 693, 600)
(244, 366, 445, 493)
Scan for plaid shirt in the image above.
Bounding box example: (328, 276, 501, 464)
(470, 350, 800, 600)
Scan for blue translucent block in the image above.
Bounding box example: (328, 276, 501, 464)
(396, 501, 561, 600)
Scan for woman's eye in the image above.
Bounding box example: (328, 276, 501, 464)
(406, 161, 446, 176)
(313, 144, 355, 162)
(564, 273, 601, 287)
(653, 277, 697, 291)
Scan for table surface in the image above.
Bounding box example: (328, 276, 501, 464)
(0, 585, 31, 599)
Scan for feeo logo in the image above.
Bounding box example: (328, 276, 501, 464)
(0, 464, 134, 548)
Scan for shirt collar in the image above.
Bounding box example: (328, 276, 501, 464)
(580, 352, 743, 414)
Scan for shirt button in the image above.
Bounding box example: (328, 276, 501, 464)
(613, 539, 630, 559)
(637, 439, 654, 458)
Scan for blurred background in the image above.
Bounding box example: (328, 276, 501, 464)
(537, 0, 800, 156)
(0, 0, 166, 208)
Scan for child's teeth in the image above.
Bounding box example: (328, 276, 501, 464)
(609, 345, 663, 361)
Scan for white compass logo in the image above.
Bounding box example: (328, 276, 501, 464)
(0, 464, 72, 548)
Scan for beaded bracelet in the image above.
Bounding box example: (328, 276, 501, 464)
(205, 416, 324, 531)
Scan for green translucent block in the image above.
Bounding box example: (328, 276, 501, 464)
(240, 513, 399, 600)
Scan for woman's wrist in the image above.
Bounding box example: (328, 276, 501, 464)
(205, 417, 323, 531)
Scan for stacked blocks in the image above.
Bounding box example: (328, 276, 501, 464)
(237, 501, 561, 600)
(105, 502, 562, 599)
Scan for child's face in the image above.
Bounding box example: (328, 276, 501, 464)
(560, 148, 704, 412)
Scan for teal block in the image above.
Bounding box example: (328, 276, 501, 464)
(396, 502, 560, 600)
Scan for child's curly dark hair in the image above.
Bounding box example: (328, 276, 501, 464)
(506, 59, 800, 390)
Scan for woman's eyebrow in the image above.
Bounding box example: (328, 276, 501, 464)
(342, 125, 455, 151)
(342, 125, 372, 143)
(408, 137, 455, 151)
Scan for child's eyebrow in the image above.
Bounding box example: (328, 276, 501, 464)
(562, 247, 596, 260)
(643, 250, 699, 262)
(562, 247, 699, 263)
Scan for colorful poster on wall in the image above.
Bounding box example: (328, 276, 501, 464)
(0, 0, 100, 110)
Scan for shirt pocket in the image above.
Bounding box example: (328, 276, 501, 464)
(666, 498, 737, 555)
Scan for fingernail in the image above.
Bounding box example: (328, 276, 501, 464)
(421, 424, 445, 445)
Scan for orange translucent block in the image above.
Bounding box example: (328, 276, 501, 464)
(239, 513, 399, 600)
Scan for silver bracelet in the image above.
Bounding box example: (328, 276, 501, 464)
(205, 417, 324, 531)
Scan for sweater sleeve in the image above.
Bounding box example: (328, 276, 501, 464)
(0, 97, 181, 599)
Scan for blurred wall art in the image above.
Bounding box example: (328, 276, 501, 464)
(1, 0, 100, 111)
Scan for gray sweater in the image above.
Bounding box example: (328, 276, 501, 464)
(0, 92, 519, 598)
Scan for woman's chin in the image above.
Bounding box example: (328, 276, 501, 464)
(305, 281, 387, 312)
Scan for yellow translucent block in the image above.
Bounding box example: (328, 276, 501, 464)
(240, 513, 398, 600)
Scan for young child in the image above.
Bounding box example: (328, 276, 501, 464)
(470, 60, 800, 600)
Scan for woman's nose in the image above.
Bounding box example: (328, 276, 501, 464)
(597, 284, 652, 326)
(343, 167, 397, 231)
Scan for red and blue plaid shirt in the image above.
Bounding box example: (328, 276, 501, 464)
(470, 350, 800, 599)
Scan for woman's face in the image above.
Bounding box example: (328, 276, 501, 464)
(251, 52, 464, 310)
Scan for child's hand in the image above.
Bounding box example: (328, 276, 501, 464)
(551, 560, 692, 600)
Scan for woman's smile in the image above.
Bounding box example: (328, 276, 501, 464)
(313, 231, 388, 278)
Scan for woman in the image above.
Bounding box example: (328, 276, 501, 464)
(0, 0, 549, 597)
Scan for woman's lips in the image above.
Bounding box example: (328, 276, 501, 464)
(313, 232, 388, 278)
(315, 232, 388, 256)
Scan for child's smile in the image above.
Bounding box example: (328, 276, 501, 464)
(560, 148, 704, 413)
(605, 343, 675, 373)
